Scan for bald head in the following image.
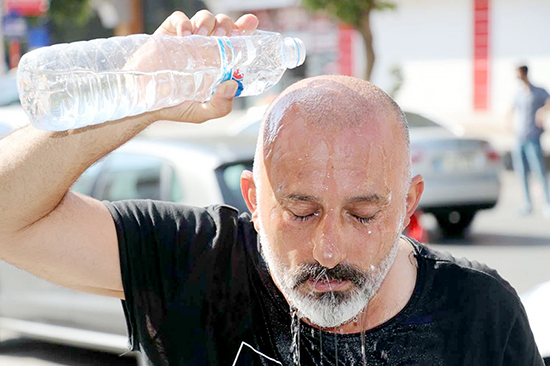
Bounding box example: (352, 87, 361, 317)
(261, 75, 408, 149)
(254, 75, 411, 191)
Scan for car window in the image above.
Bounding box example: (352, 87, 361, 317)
(216, 161, 253, 213)
(71, 161, 105, 196)
(405, 112, 440, 128)
(94, 153, 180, 202)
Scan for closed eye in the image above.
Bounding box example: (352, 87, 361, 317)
(352, 213, 376, 224)
(292, 213, 316, 221)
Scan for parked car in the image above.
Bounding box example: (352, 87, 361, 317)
(521, 281, 550, 365)
(407, 112, 501, 237)
(0, 137, 255, 363)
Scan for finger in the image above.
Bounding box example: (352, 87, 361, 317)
(153, 11, 192, 37)
(234, 14, 259, 34)
(194, 81, 239, 122)
(213, 14, 234, 37)
(190, 9, 217, 36)
(157, 81, 238, 123)
(202, 80, 239, 119)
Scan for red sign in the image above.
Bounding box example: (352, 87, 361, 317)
(5, 0, 49, 16)
(338, 24, 354, 76)
(473, 0, 490, 110)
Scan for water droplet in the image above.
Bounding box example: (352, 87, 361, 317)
(290, 307, 301, 366)
(361, 329, 367, 366)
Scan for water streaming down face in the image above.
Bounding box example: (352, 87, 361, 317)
(290, 308, 301, 366)
(258, 216, 401, 329)
(250, 76, 414, 365)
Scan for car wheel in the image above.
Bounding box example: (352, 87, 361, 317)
(434, 210, 476, 238)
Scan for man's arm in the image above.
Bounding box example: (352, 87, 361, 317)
(0, 10, 258, 299)
(535, 96, 550, 128)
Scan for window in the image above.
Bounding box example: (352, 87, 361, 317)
(71, 161, 105, 196)
(216, 160, 253, 213)
(94, 153, 180, 202)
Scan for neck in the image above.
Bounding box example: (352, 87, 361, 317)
(303, 238, 417, 334)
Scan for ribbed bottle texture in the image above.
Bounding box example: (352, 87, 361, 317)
(17, 31, 305, 131)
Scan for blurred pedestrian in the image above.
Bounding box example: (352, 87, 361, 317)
(511, 65, 550, 217)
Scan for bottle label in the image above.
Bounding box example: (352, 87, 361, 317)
(231, 69, 244, 97)
(217, 37, 244, 97)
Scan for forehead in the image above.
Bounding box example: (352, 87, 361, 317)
(263, 107, 399, 196)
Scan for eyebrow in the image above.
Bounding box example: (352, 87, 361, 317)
(281, 193, 320, 204)
(345, 194, 388, 206)
(280, 193, 388, 206)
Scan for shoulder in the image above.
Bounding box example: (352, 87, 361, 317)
(105, 200, 239, 223)
(104, 200, 246, 242)
(411, 239, 519, 302)
(533, 85, 550, 98)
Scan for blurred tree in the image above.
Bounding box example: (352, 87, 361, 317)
(47, 0, 112, 43)
(49, 0, 93, 27)
(143, 0, 207, 34)
(301, 0, 395, 80)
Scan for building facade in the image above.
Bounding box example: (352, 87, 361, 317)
(206, 0, 550, 128)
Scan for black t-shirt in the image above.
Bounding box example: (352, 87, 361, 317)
(105, 200, 544, 366)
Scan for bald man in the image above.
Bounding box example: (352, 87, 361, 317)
(0, 11, 544, 366)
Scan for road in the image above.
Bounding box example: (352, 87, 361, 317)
(1, 171, 549, 365)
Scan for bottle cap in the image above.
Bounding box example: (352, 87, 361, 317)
(283, 37, 306, 69)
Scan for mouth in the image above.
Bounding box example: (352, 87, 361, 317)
(308, 279, 352, 293)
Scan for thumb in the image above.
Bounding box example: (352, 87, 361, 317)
(193, 80, 239, 123)
(156, 80, 239, 124)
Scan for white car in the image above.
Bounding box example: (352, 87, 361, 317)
(407, 112, 501, 237)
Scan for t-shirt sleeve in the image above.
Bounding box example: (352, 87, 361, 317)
(503, 307, 545, 365)
(415, 241, 545, 364)
(103, 200, 236, 356)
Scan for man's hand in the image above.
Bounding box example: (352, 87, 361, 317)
(0, 10, 258, 300)
(149, 10, 259, 124)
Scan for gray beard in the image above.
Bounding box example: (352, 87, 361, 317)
(257, 220, 401, 329)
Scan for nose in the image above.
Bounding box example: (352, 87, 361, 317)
(312, 211, 345, 268)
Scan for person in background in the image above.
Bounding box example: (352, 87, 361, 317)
(511, 65, 550, 217)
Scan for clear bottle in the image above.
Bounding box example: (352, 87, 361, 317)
(16, 31, 306, 131)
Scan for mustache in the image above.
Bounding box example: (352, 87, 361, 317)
(291, 262, 369, 289)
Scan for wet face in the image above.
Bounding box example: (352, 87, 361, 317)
(254, 106, 409, 329)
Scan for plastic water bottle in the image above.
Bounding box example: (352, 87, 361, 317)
(16, 31, 306, 131)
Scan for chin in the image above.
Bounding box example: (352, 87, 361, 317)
(289, 288, 369, 329)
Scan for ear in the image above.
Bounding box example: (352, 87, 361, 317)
(240, 170, 261, 232)
(402, 174, 424, 228)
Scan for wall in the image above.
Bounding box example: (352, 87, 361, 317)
(367, 0, 550, 126)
